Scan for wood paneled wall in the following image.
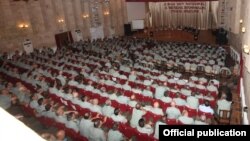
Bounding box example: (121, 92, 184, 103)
(0, 0, 127, 52)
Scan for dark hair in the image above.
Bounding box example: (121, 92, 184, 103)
(37, 98, 44, 106)
(94, 120, 101, 128)
(112, 123, 119, 130)
(67, 113, 73, 121)
(114, 108, 120, 116)
(83, 113, 90, 119)
(80, 95, 85, 101)
(138, 118, 145, 128)
(218, 86, 232, 101)
(164, 91, 168, 97)
(204, 100, 210, 107)
(45, 104, 51, 111)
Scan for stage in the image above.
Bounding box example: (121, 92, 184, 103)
(132, 29, 216, 44)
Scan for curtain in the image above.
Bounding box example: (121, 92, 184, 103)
(147, 1, 219, 30)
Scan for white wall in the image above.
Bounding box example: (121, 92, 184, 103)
(126, 2, 146, 23)
(218, 0, 241, 33)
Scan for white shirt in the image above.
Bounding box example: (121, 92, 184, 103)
(89, 127, 106, 141)
(154, 121, 166, 139)
(91, 105, 102, 114)
(130, 108, 146, 128)
(111, 114, 127, 123)
(102, 105, 115, 117)
(108, 130, 123, 141)
(155, 86, 167, 99)
(137, 124, 153, 135)
(79, 118, 93, 138)
(199, 105, 214, 114)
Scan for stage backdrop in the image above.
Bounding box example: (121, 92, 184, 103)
(147, 1, 219, 29)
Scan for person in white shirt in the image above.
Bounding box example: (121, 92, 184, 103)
(173, 94, 186, 106)
(128, 71, 137, 82)
(216, 94, 232, 117)
(65, 112, 80, 132)
(85, 81, 94, 91)
(56, 71, 66, 86)
(102, 100, 115, 117)
(116, 92, 129, 104)
(55, 106, 71, 124)
(122, 81, 131, 91)
(178, 110, 194, 125)
(130, 103, 146, 128)
(151, 102, 164, 115)
(41, 104, 57, 119)
(180, 87, 191, 96)
(35, 98, 45, 117)
(186, 92, 199, 109)
(91, 99, 102, 114)
(89, 119, 107, 141)
(142, 86, 153, 98)
(161, 91, 172, 103)
(29, 94, 39, 109)
(111, 108, 128, 123)
(128, 95, 137, 107)
(155, 85, 167, 99)
(194, 115, 208, 125)
(158, 74, 167, 82)
(79, 113, 98, 138)
(166, 101, 181, 119)
(154, 116, 167, 139)
(207, 83, 218, 94)
(107, 123, 124, 141)
(198, 100, 214, 114)
(136, 118, 154, 135)
(79, 95, 92, 109)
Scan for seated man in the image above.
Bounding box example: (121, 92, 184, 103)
(178, 110, 194, 125)
(89, 119, 107, 141)
(41, 104, 57, 120)
(173, 93, 186, 106)
(160, 91, 172, 104)
(78, 95, 92, 109)
(128, 95, 137, 108)
(166, 101, 181, 119)
(90, 99, 102, 114)
(107, 123, 124, 141)
(122, 81, 131, 91)
(150, 102, 164, 116)
(130, 103, 146, 128)
(186, 92, 199, 109)
(56, 130, 68, 141)
(65, 112, 80, 133)
(102, 100, 115, 117)
(0, 89, 17, 110)
(194, 115, 208, 125)
(154, 115, 167, 139)
(136, 118, 153, 135)
(111, 108, 128, 123)
(79, 113, 97, 138)
(128, 71, 137, 82)
(198, 100, 214, 114)
(216, 94, 232, 117)
(142, 86, 153, 98)
(116, 92, 129, 105)
(155, 85, 167, 99)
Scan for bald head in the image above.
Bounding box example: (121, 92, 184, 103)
(170, 101, 176, 107)
(56, 130, 65, 141)
(105, 100, 111, 105)
(93, 99, 99, 105)
(153, 102, 159, 108)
